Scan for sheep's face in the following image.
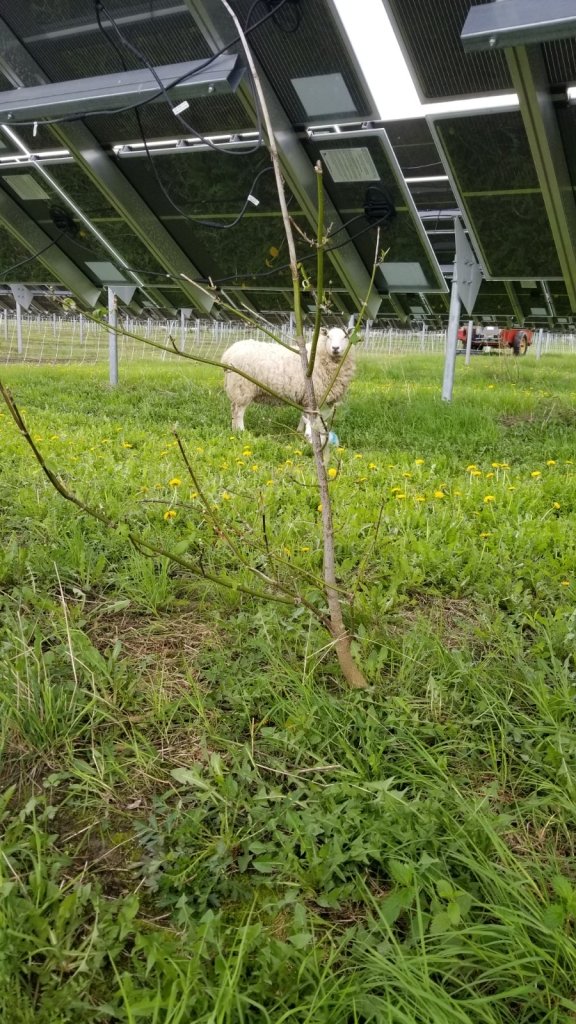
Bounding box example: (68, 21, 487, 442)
(320, 326, 348, 361)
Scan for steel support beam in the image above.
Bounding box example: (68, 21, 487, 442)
(505, 45, 576, 311)
(187, 1, 381, 320)
(0, 188, 101, 306)
(0, 18, 214, 316)
(461, 0, 576, 52)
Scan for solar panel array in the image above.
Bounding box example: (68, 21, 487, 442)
(0, 0, 573, 328)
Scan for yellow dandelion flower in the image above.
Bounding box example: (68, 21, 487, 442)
(500, 463, 510, 469)
(242, 449, 253, 457)
(169, 477, 181, 487)
(487, 384, 495, 389)
(561, 580, 570, 587)
(466, 465, 478, 471)
(317, 503, 323, 512)
(220, 462, 229, 470)
(486, 471, 495, 479)
(434, 490, 445, 499)
(293, 449, 303, 456)
(530, 470, 541, 478)
(251, 464, 259, 472)
(508, 485, 516, 491)
(479, 531, 491, 538)
(163, 509, 177, 520)
(354, 453, 363, 459)
(50, 434, 60, 440)
(369, 463, 378, 470)
(328, 467, 338, 479)
(553, 502, 561, 509)
(415, 458, 425, 465)
(484, 495, 495, 503)
(160, 449, 169, 456)
(300, 546, 310, 552)
(402, 471, 412, 478)
(283, 547, 291, 556)
(396, 492, 407, 499)
(357, 476, 368, 482)
(266, 479, 274, 486)
(565, 460, 574, 465)
(546, 460, 556, 466)
(415, 495, 426, 502)
(336, 446, 346, 453)
(391, 486, 402, 493)
(122, 442, 133, 448)
(491, 462, 501, 468)
(454, 489, 462, 496)
(190, 492, 198, 499)
(284, 459, 293, 466)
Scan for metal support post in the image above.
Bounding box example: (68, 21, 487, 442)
(442, 272, 461, 402)
(536, 327, 544, 359)
(420, 322, 426, 352)
(16, 302, 23, 355)
(108, 286, 118, 385)
(79, 313, 84, 344)
(465, 319, 474, 365)
(3, 308, 8, 340)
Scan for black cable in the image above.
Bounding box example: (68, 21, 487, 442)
(97, 0, 267, 158)
(0, 230, 66, 280)
(93, 0, 279, 232)
(3, 1, 289, 130)
(246, 0, 302, 33)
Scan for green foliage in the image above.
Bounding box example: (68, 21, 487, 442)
(0, 354, 575, 1021)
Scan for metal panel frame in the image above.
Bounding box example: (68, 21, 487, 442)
(461, 0, 576, 52)
(0, 16, 215, 315)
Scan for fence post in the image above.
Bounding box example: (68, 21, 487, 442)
(535, 328, 543, 359)
(3, 308, 7, 341)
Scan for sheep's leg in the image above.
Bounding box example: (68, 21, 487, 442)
(231, 404, 247, 431)
(297, 414, 307, 435)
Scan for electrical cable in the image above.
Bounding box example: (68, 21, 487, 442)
(246, 0, 302, 34)
(96, 0, 268, 157)
(3, 0, 291, 129)
(93, 0, 275, 230)
(0, 230, 66, 280)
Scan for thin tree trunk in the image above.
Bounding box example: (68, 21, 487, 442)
(220, 0, 367, 688)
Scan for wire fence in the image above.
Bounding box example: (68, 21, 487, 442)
(0, 313, 575, 365)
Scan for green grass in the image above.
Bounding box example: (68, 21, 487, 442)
(0, 353, 575, 1023)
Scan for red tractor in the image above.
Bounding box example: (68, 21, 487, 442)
(457, 325, 533, 356)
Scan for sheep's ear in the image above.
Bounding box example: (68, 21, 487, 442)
(319, 327, 328, 336)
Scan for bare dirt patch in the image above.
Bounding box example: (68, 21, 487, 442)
(88, 607, 215, 694)
(397, 593, 483, 651)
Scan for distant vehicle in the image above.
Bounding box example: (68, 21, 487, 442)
(457, 325, 533, 356)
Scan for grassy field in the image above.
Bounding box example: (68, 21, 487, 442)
(0, 352, 575, 1023)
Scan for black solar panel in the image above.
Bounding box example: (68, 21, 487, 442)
(229, 0, 376, 124)
(385, 0, 511, 101)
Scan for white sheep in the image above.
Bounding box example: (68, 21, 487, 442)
(222, 327, 355, 437)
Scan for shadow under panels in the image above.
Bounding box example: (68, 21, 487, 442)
(435, 112, 562, 279)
